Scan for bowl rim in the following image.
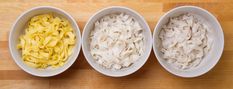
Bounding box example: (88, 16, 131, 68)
(9, 6, 82, 77)
(152, 5, 225, 78)
(82, 6, 152, 77)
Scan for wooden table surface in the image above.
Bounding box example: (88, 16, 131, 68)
(0, 0, 233, 89)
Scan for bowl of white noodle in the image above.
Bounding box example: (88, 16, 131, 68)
(82, 6, 152, 77)
(153, 6, 224, 78)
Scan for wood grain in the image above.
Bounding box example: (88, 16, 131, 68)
(0, 0, 233, 89)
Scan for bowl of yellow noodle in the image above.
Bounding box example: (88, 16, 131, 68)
(9, 6, 82, 77)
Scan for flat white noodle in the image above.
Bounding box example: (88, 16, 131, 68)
(90, 13, 145, 70)
(159, 13, 212, 70)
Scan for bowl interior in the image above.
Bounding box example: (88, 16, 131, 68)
(9, 7, 82, 77)
(153, 6, 224, 77)
(83, 7, 152, 77)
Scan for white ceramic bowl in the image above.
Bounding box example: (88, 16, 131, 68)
(153, 6, 224, 78)
(82, 6, 152, 77)
(9, 6, 82, 77)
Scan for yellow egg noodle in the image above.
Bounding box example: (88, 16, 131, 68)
(17, 14, 76, 69)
